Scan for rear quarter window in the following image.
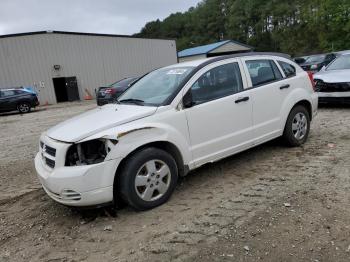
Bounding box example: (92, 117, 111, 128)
(278, 61, 296, 78)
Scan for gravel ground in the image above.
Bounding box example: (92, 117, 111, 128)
(0, 102, 349, 262)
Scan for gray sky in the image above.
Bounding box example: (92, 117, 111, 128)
(0, 0, 201, 35)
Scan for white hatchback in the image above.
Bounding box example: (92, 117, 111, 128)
(35, 53, 318, 210)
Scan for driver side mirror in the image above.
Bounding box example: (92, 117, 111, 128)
(321, 65, 326, 71)
(183, 91, 194, 108)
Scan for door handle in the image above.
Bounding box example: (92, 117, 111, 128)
(280, 84, 290, 90)
(235, 97, 249, 103)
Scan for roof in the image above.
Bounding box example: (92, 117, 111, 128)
(178, 40, 253, 58)
(0, 30, 174, 41)
(166, 51, 292, 69)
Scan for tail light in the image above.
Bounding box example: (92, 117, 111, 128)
(307, 71, 315, 91)
(104, 88, 117, 95)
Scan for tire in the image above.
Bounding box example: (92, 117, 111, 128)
(17, 102, 31, 114)
(117, 147, 178, 211)
(283, 105, 310, 147)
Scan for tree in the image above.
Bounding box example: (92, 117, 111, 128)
(135, 0, 350, 55)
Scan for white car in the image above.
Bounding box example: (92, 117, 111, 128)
(35, 53, 318, 210)
(314, 53, 350, 104)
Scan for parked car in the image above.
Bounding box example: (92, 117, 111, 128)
(294, 56, 309, 65)
(96, 77, 138, 106)
(0, 88, 39, 114)
(314, 53, 350, 104)
(300, 53, 337, 72)
(35, 52, 318, 210)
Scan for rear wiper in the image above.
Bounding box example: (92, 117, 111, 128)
(118, 98, 145, 105)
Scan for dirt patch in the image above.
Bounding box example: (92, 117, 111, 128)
(0, 105, 349, 261)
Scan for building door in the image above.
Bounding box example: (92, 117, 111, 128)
(53, 76, 80, 103)
(65, 77, 80, 101)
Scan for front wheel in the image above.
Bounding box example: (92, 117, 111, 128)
(118, 147, 178, 211)
(17, 102, 31, 113)
(283, 105, 310, 146)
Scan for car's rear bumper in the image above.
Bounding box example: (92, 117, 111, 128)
(311, 92, 318, 119)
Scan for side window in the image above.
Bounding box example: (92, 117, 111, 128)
(246, 60, 283, 87)
(278, 61, 296, 78)
(190, 62, 243, 105)
(1, 90, 15, 97)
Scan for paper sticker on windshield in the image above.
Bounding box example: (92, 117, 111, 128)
(166, 69, 188, 75)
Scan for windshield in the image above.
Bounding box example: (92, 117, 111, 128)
(118, 67, 194, 106)
(305, 55, 326, 63)
(327, 54, 350, 71)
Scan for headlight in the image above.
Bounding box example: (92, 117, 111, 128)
(310, 64, 318, 70)
(65, 139, 117, 166)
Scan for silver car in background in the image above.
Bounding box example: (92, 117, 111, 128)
(314, 53, 350, 104)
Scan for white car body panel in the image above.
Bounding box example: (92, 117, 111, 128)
(47, 104, 157, 142)
(35, 54, 318, 207)
(314, 69, 350, 83)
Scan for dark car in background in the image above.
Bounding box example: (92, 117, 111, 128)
(0, 88, 39, 114)
(96, 77, 138, 106)
(294, 56, 309, 65)
(300, 53, 337, 73)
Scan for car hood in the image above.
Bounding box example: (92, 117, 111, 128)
(314, 69, 350, 83)
(46, 104, 157, 143)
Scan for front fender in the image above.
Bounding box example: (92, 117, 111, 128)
(107, 122, 192, 166)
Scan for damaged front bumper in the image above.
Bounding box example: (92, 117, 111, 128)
(35, 136, 122, 207)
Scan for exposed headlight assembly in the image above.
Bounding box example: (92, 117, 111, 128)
(65, 139, 117, 166)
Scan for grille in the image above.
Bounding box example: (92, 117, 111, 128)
(315, 80, 350, 93)
(40, 140, 56, 168)
(45, 145, 56, 157)
(45, 157, 55, 168)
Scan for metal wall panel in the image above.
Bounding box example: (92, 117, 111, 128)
(178, 54, 206, 63)
(209, 42, 251, 54)
(0, 33, 177, 104)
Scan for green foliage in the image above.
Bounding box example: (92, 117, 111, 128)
(135, 0, 350, 56)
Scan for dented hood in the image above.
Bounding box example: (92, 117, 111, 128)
(314, 69, 350, 83)
(46, 104, 157, 143)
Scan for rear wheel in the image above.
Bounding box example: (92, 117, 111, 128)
(118, 147, 178, 211)
(17, 102, 31, 113)
(283, 105, 310, 146)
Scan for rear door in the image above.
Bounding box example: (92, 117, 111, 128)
(241, 58, 292, 144)
(0, 90, 17, 112)
(183, 59, 254, 166)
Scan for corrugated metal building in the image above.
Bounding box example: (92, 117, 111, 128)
(0, 31, 177, 104)
(178, 40, 253, 62)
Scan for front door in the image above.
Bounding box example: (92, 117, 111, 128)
(184, 60, 254, 166)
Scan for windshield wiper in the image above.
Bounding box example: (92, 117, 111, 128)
(118, 98, 145, 105)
